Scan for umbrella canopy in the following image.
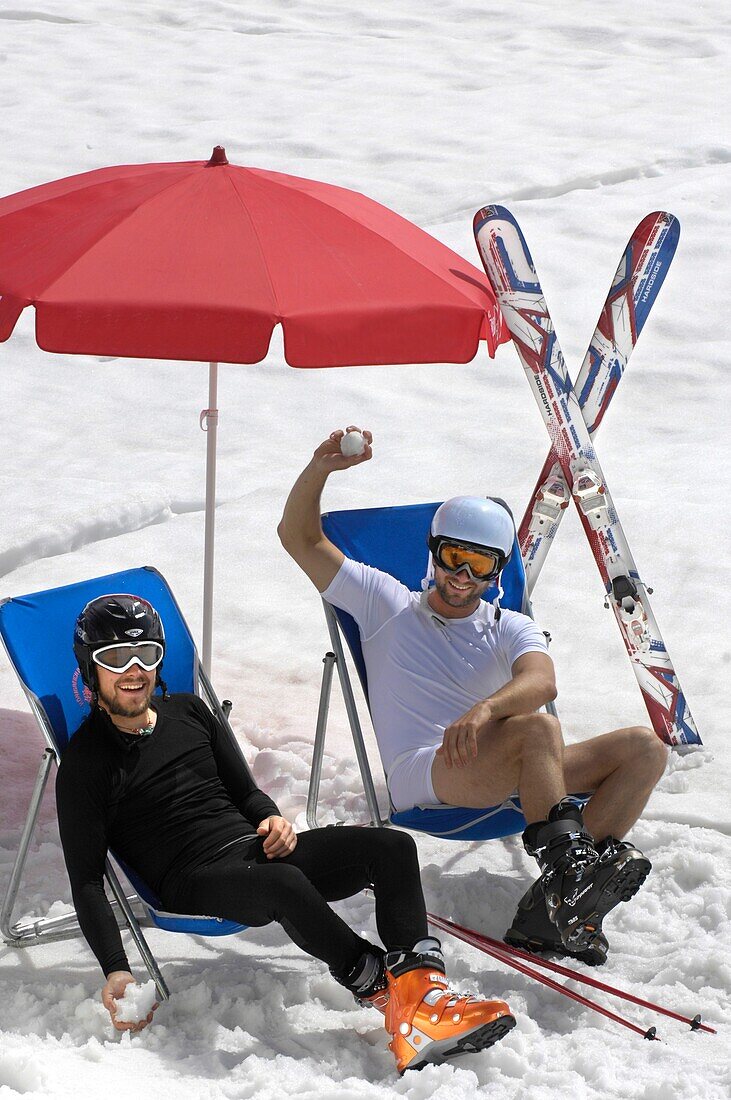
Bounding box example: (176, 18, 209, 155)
(0, 146, 505, 366)
(0, 147, 508, 671)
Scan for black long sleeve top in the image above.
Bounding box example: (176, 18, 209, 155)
(55, 693, 280, 977)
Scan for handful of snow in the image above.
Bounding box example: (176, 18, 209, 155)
(114, 980, 157, 1023)
(340, 430, 365, 457)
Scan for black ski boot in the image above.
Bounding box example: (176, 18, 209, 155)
(596, 834, 650, 867)
(523, 800, 651, 954)
(504, 877, 609, 966)
(595, 835, 652, 895)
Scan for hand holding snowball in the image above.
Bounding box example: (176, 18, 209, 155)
(102, 971, 158, 1033)
(312, 427, 373, 472)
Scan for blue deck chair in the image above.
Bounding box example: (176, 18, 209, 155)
(0, 566, 250, 1001)
(307, 502, 557, 841)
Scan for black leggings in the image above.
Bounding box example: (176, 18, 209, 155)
(165, 826, 428, 979)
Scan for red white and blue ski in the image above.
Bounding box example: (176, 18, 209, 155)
(473, 205, 700, 748)
(519, 212, 680, 596)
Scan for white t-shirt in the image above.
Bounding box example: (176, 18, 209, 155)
(323, 557, 549, 782)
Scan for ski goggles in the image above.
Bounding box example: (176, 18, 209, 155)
(430, 539, 500, 581)
(91, 641, 164, 673)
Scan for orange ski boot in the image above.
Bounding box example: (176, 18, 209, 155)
(383, 939, 515, 1073)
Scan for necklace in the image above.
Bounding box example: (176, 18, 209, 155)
(115, 710, 156, 738)
(130, 721, 156, 737)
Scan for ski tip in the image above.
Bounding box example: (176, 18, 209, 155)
(644, 210, 679, 228)
(644, 1026, 659, 1041)
(473, 204, 513, 233)
(473, 205, 498, 232)
(635, 211, 681, 251)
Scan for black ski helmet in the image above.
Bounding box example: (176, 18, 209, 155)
(73, 593, 166, 694)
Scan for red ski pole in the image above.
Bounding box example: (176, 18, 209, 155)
(427, 910, 658, 1039)
(427, 911, 659, 1039)
(428, 911, 716, 1036)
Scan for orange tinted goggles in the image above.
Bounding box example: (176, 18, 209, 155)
(434, 541, 499, 580)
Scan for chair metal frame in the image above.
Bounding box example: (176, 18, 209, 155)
(307, 600, 387, 830)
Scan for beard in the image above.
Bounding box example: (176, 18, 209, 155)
(97, 679, 155, 719)
(433, 573, 485, 610)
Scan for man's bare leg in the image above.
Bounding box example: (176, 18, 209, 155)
(430, 715, 666, 960)
(430, 714, 667, 839)
(562, 726, 668, 841)
(506, 726, 665, 961)
(431, 712, 567, 823)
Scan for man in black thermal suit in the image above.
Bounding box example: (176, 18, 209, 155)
(56, 593, 516, 1073)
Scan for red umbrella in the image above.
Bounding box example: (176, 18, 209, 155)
(0, 147, 507, 667)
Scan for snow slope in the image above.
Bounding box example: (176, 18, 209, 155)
(0, 1, 729, 1096)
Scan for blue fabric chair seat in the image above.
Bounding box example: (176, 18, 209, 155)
(390, 799, 526, 840)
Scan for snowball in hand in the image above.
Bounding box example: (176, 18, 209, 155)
(114, 980, 157, 1023)
(340, 430, 366, 457)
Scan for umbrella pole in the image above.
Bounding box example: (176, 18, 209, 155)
(201, 361, 219, 675)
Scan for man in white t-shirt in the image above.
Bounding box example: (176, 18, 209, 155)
(279, 428, 668, 966)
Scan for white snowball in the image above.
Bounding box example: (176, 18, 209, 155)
(114, 980, 157, 1023)
(340, 431, 365, 456)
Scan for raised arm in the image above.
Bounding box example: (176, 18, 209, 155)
(278, 427, 372, 592)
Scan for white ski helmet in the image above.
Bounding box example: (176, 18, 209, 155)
(428, 496, 515, 578)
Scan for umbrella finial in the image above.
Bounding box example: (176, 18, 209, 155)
(206, 146, 229, 167)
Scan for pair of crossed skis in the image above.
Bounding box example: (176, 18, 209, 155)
(473, 207, 700, 748)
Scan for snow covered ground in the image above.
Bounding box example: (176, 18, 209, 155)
(0, 1, 729, 1096)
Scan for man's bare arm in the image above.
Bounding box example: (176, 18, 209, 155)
(481, 651, 557, 721)
(278, 428, 372, 593)
(438, 652, 557, 768)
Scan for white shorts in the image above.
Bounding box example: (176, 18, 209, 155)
(387, 746, 442, 812)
